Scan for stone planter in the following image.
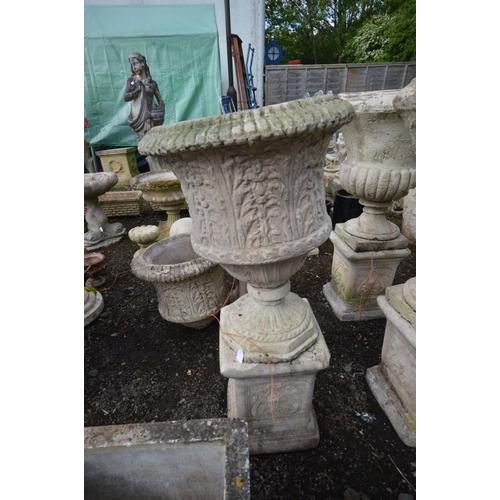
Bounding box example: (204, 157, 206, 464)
(139, 94, 354, 453)
(130, 171, 186, 239)
(96, 147, 139, 189)
(323, 89, 415, 320)
(84, 418, 250, 500)
(131, 233, 230, 329)
(84, 172, 126, 250)
(366, 277, 416, 447)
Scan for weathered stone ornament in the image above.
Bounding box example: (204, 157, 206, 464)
(139, 94, 354, 453)
(96, 147, 140, 188)
(323, 89, 416, 321)
(131, 233, 230, 329)
(84, 288, 104, 326)
(366, 277, 416, 447)
(128, 225, 160, 259)
(84, 172, 126, 250)
(124, 52, 165, 142)
(130, 171, 186, 240)
(124, 52, 165, 170)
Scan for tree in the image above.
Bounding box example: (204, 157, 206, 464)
(344, 0, 415, 61)
(265, 0, 415, 64)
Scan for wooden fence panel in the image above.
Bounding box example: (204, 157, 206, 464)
(264, 63, 416, 105)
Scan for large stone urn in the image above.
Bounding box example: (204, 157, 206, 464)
(130, 171, 185, 240)
(131, 233, 230, 329)
(84, 172, 126, 250)
(139, 94, 354, 454)
(323, 89, 416, 321)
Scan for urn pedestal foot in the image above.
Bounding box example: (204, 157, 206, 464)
(323, 228, 410, 321)
(220, 318, 330, 455)
(157, 203, 184, 240)
(220, 281, 319, 363)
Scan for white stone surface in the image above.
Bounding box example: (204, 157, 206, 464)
(366, 282, 416, 447)
(170, 217, 193, 236)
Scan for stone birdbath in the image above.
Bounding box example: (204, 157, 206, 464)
(84, 172, 126, 250)
(129, 171, 185, 240)
(138, 94, 354, 454)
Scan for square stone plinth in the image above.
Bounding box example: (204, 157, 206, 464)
(220, 323, 330, 455)
(96, 147, 139, 189)
(366, 294, 416, 447)
(323, 230, 410, 321)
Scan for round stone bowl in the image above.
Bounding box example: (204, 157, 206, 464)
(84, 172, 119, 199)
(131, 234, 230, 329)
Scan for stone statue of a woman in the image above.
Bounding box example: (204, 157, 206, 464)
(124, 52, 165, 142)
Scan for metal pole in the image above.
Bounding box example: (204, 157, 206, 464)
(224, 0, 237, 111)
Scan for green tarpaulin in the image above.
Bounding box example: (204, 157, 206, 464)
(84, 4, 222, 147)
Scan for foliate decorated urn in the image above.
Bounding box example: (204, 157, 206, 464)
(139, 95, 354, 361)
(337, 90, 416, 242)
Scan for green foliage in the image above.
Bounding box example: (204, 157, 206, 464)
(343, 13, 391, 62)
(265, 0, 415, 64)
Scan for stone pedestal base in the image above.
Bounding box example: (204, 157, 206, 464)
(219, 319, 330, 455)
(366, 292, 416, 447)
(84, 289, 104, 326)
(323, 229, 410, 321)
(84, 231, 127, 252)
(96, 147, 139, 189)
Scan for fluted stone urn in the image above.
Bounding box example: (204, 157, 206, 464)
(323, 89, 416, 321)
(139, 95, 354, 454)
(129, 225, 160, 259)
(338, 90, 416, 246)
(84, 172, 126, 250)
